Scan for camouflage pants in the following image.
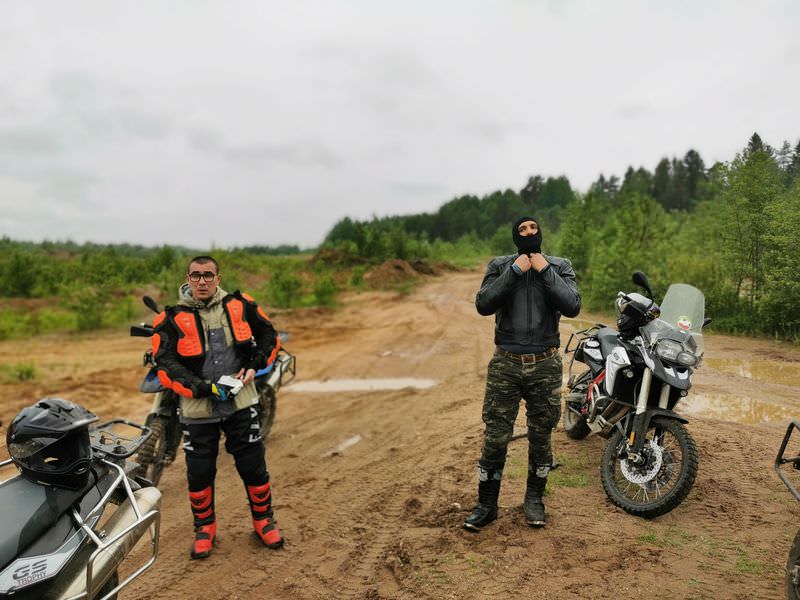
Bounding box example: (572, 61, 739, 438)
(480, 351, 562, 473)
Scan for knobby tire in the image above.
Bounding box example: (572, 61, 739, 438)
(600, 416, 698, 518)
(136, 416, 169, 487)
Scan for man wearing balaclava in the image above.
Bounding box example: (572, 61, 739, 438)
(465, 217, 581, 531)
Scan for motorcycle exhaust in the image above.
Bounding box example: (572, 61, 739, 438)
(49, 486, 161, 600)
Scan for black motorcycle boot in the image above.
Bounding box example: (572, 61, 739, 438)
(523, 470, 548, 527)
(463, 461, 503, 532)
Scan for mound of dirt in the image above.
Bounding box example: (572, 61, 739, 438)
(433, 260, 462, 272)
(363, 259, 418, 287)
(310, 248, 368, 267)
(410, 259, 439, 276)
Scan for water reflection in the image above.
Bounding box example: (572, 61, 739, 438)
(678, 393, 797, 425)
(287, 378, 438, 393)
(704, 358, 800, 387)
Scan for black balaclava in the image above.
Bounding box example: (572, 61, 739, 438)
(512, 216, 542, 255)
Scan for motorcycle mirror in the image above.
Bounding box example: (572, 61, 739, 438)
(631, 271, 653, 298)
(143, 295, 160, 314)
(702, 317, 713, 328)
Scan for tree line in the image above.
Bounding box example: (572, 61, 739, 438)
(323, 133, 800, 340)
(1, 133, 798, 340)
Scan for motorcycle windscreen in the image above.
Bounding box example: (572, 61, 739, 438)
(643, 283, 705, 353)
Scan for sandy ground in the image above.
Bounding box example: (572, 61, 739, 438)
(2, 270, 800, 599)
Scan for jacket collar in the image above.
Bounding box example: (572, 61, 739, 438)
(177, 285, 227, 309)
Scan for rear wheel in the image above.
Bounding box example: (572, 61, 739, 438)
(600, 416, 698, 518)
(136, 416, 169, 487)
(563, 401, 591, 440)
(563, 372, 591, 440)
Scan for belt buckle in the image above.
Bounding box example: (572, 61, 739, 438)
(521, 353, 536, 365)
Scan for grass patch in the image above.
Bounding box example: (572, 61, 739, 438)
(412, 570, 454, 587)
(0, 361, 38, 383)
(733, 552, 765, 575)
(636, 526, 696, 548)
(549, 451, 591, 489)
(463, 552, 495, 573)
(549, 471, 589, 488)
(391, 280, 417, 295)
(505, 447, 527, 480)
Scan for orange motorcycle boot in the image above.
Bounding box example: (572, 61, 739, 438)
(247, 482, 284, 549)
(189, 486, 217, 559)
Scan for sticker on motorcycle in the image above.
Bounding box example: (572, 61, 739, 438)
(676, 316, 692, 331)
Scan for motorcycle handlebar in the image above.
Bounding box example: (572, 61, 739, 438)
(130, 324, 155, 337)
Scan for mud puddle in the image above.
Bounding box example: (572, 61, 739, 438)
(704, 357, 800, 386)
(678, 393, 798, 425)
(286, 378, 438, 393)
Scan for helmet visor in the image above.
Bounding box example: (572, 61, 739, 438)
(8, 437, 50, 459)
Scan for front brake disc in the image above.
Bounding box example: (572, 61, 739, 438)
(619, 440, 664, 485)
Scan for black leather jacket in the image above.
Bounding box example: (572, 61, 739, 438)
(475, 254, 581, 349)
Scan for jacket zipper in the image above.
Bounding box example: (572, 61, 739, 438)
(526, 270, 532, 337)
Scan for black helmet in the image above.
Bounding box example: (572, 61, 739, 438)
(6, 398, 99, 489)
(616, 292, 654, 337)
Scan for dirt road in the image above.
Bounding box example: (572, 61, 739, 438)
(2, 270, 799, 599)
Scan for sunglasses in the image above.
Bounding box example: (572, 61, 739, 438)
(188, 271, 217, 282)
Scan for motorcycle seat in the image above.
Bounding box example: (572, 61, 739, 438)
(596, 327, 620, 360)
(0, 472, 94, 572)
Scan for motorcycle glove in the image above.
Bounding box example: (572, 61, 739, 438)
(211, 375, 244, 401)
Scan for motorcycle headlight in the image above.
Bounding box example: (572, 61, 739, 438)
(655, 339, 682, 362)
(655, 339, 699, 367)
(676, 351, 698, 367)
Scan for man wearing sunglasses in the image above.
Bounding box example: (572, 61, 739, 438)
(152, 255, 284, 558)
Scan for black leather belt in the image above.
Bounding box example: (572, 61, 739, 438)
(494, 346, 558, 364)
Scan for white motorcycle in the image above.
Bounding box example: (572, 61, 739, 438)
(1, 399, 161, 599)
(563, 272, 709, 517)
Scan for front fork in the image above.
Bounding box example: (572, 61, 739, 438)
(621, 368, 671, 462)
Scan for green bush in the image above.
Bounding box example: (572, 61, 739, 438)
(0, 361, 38, 382)
(0, 310, 27, 340)
(312, 275, 338, 307)
(265, 270, 303, 308)
(61, 284, 112, 331)
(350, 265, 368, 288)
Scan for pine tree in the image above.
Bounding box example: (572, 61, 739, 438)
(683, 149, 706, 208)
(520, 175, 544, 208)
(652, 158, 671, 206)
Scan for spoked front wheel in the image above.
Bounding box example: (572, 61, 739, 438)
(600, 416, 698, 518)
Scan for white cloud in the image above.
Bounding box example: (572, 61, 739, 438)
(0, 0, 798, 247)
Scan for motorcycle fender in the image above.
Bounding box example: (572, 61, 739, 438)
(630, 409, 688, 453)
(140, 368, 165, 394)
(149, 391, 178, 417)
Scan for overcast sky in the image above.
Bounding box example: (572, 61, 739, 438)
(1, 1, 798, 249)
